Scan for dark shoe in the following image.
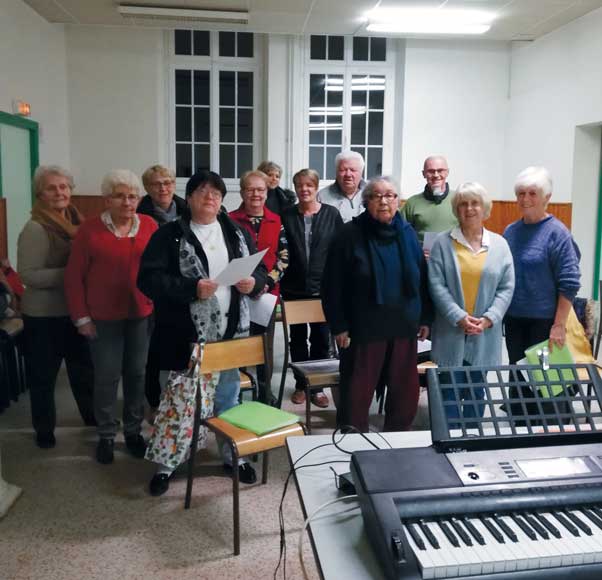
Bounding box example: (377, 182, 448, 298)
(35, 432, 56, 449)
(149, 473, 170, 496)
(125, 434, 147, 458)
(223, 462, 257, 485)
(82, 415, 97, 427)
(311, 392, 329, 408)
(291, 389, 306, 404)
(96, 438, 114, 464)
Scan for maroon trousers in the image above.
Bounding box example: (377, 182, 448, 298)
(338, 337, 419, 433)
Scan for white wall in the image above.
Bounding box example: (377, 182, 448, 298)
(400, 39, 510, 199)
(0, 0, 70, 166)
(65, 26, 166, 194)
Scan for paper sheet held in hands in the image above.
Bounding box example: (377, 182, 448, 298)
(214, 248, 268, 286)
(250, 292, 278, 327)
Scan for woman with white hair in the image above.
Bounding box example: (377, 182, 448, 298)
(17, 165, 95, 449)
(65, 170, 157, 464)
(428, 182, 514, 424)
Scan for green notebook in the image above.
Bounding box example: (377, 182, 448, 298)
(219, 402, 300, 436)
(524, 340, 575, 398)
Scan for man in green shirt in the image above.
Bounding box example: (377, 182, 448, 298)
(401, 155, 458, 254)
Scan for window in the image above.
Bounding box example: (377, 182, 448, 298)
(310, 35, 344, 61)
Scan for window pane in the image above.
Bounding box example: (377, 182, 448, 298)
(368, 111, 384, 145)
(219, 71, 235, 106)
(351, 113, 366, 145)
(370, 37, 387, 61)
(310, 35, 326, 60)
(326, 115, 342, 145)
(193, 31, 210, 56)
(309, 115, 324, 145)
(176, 144, 192, 178)
(310, 74, 325, 107)
(174, 30, 191, 55)
(309, 147, 324, 177)
(175, 70, 191, 105)
(237, 109, 253, 143)
(194, 144, 210, 172)
(352, 86, 367, 107)
(193, 70, 210, 106)
(176, 107, 192, 141)
(220, 108, 235, 142)
(369, 86, 384, 110)
(351, 147, 366, 176)
(238, 72, 253, 106)
(326, 75, 343, 107)
(194, 107, 210, 142)
(325, 147, 340, 180)
(353, 37, 369, 61)
(366, 148, 383, 178)
(219, 31, 236, 57)
(328, 36, 344, 60)
(237, 32, 253, 57)
(237, 145, 253, 176)
(220, 145, 235, 178)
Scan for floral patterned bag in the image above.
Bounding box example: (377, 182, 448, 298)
(145, 344, 219, 471)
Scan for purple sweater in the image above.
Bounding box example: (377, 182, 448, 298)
(503, 215, 580, 319)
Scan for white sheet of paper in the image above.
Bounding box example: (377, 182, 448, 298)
(422, 232, 438, 252)
(418, 339, 431, 354)
(249, 292, 278, 327)
(214, 248, 268, 286)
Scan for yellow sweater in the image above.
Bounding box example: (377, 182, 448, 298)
(453, 240, 487, 315)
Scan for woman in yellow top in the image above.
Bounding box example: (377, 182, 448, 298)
(428, 182, 515, 425)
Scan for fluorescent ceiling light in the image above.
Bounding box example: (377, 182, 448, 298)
(118, 4, 249, 24)
(366, 8, 494, 35)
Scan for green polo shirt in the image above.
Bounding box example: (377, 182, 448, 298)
(400, 192, 458, 244)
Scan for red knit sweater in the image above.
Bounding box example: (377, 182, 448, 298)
(64, 215, 157, 321)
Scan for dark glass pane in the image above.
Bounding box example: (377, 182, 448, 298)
(370, 37, 387, 61)
(237, 145, 253, 176)
(194, 107, 210, 142)
(193, 70, 210, 106)
(309, 147, 324, 177)
(326, 75, 343, 107)
(175, 69, 191, 105)
(176, 143, 192, 178)
(352, 81, 367, 107)
(367, 148, 383, 179)
(175, 107, 192, 141)
(351, 147, 366, 177)
(351, 113, 366, 145)
(325, 147, 340, 180)
(194, 144, 210, 172)
(219, 31, 236, 57)
(219, 71, 235, 106)
(310, 35, 326, 60)
(368, 111, 384, 145)
(328, 35, 344, 60)
(220, 144, 235, 178)
(309, 74, 325, 107)
(193, 30, 210, 56)
(326, 115, 342, 145)
(237, 109, 253, 143)
(237, 32, 253, 57)
(174, 30, 191, 55)
(309, 115, 324, 145)
(238, 72, 253, 106)
(220, 108, 235, 142)
(369, 83, 385, 109)
(353, 37, 369, 61)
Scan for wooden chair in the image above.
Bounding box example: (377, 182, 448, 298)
(277, 299, 339, 433)
(184, 334, 305, 555)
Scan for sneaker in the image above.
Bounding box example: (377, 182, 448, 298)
(291, 389, 306, 404)
(149, 473, 171, 496)
(125, 434, 147, 459)
(35, 432, 56, 449)
(311, 392, 329, 408)
(96, 438, 114, 464)
(223, 462, 257, 485)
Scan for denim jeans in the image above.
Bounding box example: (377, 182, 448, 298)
(441, 364, 486, 429)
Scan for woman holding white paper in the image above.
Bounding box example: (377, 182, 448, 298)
(137, 170, 267, 495)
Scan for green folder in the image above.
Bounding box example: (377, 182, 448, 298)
(524, 340, 575, 398)
(218, 401, 300, 436)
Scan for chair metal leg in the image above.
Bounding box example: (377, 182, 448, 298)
(305, 383, 312, 434)
(262, 451, 269, 484)
(184, 385, 203, 509)
(232, 443, 240, 556)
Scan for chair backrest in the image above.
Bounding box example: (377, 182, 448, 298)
(201, 335, 266, 373)
(281, 299, 326, 326)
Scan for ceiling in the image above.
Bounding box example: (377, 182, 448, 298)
(21, 0, 602, 40)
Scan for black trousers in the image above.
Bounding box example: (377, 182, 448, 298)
(289, 321, 330, 392)
(250, 308, 276, 403)
(144, 318, 161, 409)
(23, 315, 95, 434)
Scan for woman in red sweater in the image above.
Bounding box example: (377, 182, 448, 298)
(65, 170, 157, 465)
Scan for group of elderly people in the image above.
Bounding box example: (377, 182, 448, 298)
(17, 151, 580, 496)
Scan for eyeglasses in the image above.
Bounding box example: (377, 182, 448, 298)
(150, 180, 174, 188)
(110, 193, 139, 203)
(424, 169, 448, 175)
(369, 193, 398, 202)
(243, 187, 267, 195)
(193, 188, 222, 199)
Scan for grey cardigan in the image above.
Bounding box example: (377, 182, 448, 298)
(428, 229, 515, 367)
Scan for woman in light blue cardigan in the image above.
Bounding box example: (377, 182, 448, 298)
(428, 182, 514, 425)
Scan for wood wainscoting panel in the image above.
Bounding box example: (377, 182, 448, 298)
(71, 195, 106, 218)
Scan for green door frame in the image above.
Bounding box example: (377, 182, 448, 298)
(0, 110, 40, 202)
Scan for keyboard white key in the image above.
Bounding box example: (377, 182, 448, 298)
(404, 524, 437, 580)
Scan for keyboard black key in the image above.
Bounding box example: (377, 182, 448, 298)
(493, 514, 518, 542)
(418, 520, 440, 549)
(450, 518, 473, 546)
(534, 512, 561, 539)
(511, 514, 537, 540)
(438, 520, 460, 547)
(462, 517, 485, 545)
(552, 510, 580, 537)
(480, 517, 505, 543)
(523, 513, 549, 539)
(406, 522, 426, 550)
(592, 506, 602, 520)
(581, 508, 602, 531)
(565, 510, 592, 535)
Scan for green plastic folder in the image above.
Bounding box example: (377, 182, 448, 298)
(524, 340, 575, 398)
(218, 401, 300, 436)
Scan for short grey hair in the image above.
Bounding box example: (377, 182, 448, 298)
(100, 169, 141, 197)
(514, 166, 553, 198)
(33, 165, 74, 197)
(361, 175, 399, 204)
(451, 182, 492, 220)
(335, 150, 365, 172)
(257, 161, 282, 176)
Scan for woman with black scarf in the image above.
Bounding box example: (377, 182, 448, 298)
(322, 176, 431, 432)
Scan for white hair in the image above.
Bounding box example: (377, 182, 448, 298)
(361, 175, 399, 204)
(33, 165, 74, 197)
(514, 166, 553, 197)
(451, 182, 492, 220)
(335, 150, 365, 172)
(100, 169, 141, 197)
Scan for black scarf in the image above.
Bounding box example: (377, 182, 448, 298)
(422, 182, 450, 204)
